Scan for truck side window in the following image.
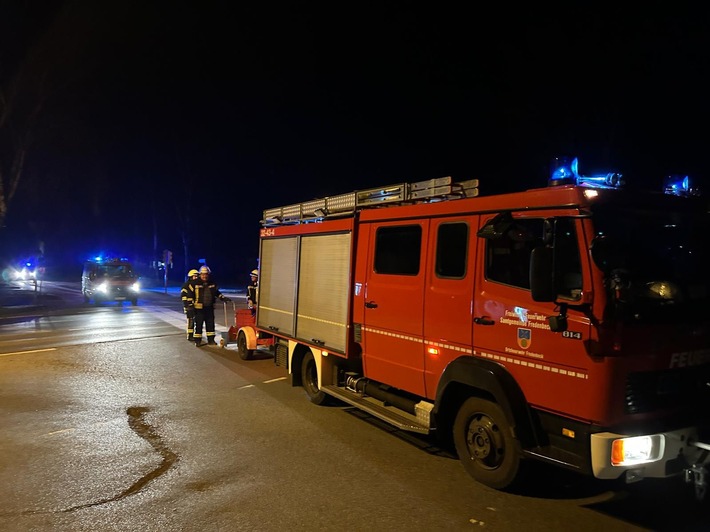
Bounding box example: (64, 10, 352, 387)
(436, 222, 468, 278)
(374, 225, 422, 275)
(486, 218, 544, 289)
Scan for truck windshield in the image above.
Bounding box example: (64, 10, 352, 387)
(102, 264, 134, 277)
(590, 198, 710, 322)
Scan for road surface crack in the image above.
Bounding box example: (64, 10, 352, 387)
(14, 406, 179, 515)
(58, 406, 179, 512)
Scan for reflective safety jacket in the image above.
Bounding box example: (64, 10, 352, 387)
(189, 279, 228, 309)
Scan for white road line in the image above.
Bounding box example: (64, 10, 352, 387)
(264, 377, 287, 383)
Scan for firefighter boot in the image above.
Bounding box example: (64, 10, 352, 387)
(194, 337, 203, 347)
(187, 332, 194, 342)
(207, 337, 217, 345)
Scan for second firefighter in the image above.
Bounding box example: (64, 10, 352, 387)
(188, 265, 231, 346)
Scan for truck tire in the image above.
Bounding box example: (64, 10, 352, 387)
(453, 397, 521, 490)
(301, 350, 329, 405)
(237, 330, 254, 360)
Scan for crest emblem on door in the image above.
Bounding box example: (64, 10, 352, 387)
(517, 328, 531, 349)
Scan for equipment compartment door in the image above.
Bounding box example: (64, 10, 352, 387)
(362, 220, 429, 396)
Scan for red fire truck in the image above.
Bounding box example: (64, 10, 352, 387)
(236, 162, 710, 498)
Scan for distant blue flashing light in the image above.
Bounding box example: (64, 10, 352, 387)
(90, 255, 130, 264)
(664, 175, 700, 197)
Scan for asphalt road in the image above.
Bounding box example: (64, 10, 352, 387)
(0, 281, 708, 531)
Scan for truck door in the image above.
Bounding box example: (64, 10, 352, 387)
(362, 220, 429, 396)
(422, 217, 477, 399)
(472, 213, 594, 419)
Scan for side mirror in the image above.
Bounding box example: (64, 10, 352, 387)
(530, 246, 555, 302)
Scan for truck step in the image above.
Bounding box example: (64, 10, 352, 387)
(322, 385, 430, 434)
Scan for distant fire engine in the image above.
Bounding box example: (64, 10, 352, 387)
(236, 159, 710, 499)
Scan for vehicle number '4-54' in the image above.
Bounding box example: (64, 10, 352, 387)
(562, 330, 582, 340)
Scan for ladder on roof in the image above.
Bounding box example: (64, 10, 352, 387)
(262, 176, 479, 226)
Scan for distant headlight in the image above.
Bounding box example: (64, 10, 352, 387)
(646, 281, 682, 301)
(130, 281, 140, 293)
(97, 282, 109, 294)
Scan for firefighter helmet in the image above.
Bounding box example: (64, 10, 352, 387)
(199, 266, 211, 275)
(251, 269, 258, 277)
(187, 269, 199, 277)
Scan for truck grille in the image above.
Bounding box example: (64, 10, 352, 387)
(625, 365, 710, 414)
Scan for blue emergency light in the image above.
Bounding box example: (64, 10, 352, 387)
(550, 157, 702, 197)
(549, 157, 624, 189)
(664, 175, 700, 197)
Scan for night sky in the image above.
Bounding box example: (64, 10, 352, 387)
(2, 2, 709, 283)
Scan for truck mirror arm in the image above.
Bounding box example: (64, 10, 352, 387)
(548, 303, 568, 332)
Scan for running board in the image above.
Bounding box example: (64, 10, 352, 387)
(322, 385, 431, 434)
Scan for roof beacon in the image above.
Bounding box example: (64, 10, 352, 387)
(549, 156, 624, 190)
(664, 175, 700, 197)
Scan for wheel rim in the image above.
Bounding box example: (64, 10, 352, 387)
(465, 413, 504, 470)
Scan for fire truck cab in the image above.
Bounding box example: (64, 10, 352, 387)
(239, 165, 710, 498)
(82, 257, 140, 305)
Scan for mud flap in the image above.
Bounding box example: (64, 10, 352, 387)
(685, 464, 708, 501)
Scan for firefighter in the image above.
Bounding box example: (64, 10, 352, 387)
(247, 268, 259, 315)
(189, 265, 231, 346)
(181, 269, 199, 341)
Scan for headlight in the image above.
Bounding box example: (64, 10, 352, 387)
(646, 281, 682, 301)
(611, 435, 663, 465)
(130, 282, 140, 293)
(97, 282, 109, 294)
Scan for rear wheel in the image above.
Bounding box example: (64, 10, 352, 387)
(301, 350, 329, 405)
(237, 330, 254, 360)
(453, 397, 521, 490)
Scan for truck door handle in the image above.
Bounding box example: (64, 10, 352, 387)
(365, 301, 378, 309)
(474, 316, 495, 326)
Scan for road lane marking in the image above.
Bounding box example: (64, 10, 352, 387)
(0, 347, 57, 357)
(264, 377, 287, 383)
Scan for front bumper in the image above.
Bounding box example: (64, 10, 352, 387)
(591, 426, 710, 498)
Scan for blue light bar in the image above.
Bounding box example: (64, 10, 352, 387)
(577, 172, 624, 189)
(549, 156, 624, 189)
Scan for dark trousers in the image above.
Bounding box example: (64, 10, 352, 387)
(194, 306, 216, 342)
(185, 315, 194, 338)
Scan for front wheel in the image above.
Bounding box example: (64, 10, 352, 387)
(453, 397, 522, 490)
(237, 330, 254, 360)
(301, 350, 329, 405)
